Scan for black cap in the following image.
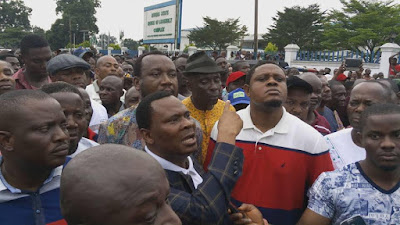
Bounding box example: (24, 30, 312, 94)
(47, 54, 90, 75)
(183, 51, 223, 75)
(286, 76, 313, 94)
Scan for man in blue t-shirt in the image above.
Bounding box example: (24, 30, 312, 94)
(0, 90, 70, 225)
(297, 103, 400, 225)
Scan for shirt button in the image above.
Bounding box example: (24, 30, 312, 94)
(36, 209, 41, 214)
(258, 147, 262, 150)
(234, 161, 238, 165)
(233, 170, 238, 176)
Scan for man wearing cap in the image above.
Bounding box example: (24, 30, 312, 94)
(73, 47, 94, 63)
(226, 71, 246, 93)
(46, 54, 108, 134)
(182, 51, 235, 164)
(228, 88, 250, 111)
(283, 76, 313, 122)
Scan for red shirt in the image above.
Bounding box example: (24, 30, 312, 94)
(312, 110, 331, 135)
(389, 64, 400, 75)
(12, 68, 52, 90)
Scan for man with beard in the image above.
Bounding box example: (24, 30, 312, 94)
(99, 75, 125, 117)
(12, 34, 52, 89)
(325, 81, 393, 169)
(298, 103, 400, 225)
(299, 73, 331, 135)
(182, 51, 235, 164)
(41, 82, 98, 157)
(325, 80, 347, 131)
(205, 61, 333, 225)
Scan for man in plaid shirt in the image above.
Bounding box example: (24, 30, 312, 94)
(136, 91, 265, 225)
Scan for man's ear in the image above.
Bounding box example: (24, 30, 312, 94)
(354, 130, 363, 148)
(140, 128, 154, 145)
(133, 77, 141, 92)
(243, 84, 250, 97)
(0, 131, 14, 152)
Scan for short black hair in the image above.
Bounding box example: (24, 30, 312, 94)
(20, 34, 49, 55)
(360, 103, 400, 131)
(136, 91, 172, 130)
(232, 61, 248, 72)
(328, 80, 344, 89)
(134, 51, 165, 78)
(41, 82, 83, 98)
(0, 90, 52, 130)
(245, 61, 284, 85)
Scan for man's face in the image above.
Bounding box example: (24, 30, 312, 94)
(5, 56, 20, 72)
(136, 55, 178, 97)
(303, 76, 322, 111)
(216, 58, 228, 70)
(284, 88, 310, 121)
(95, 56, 119, 80)
(11, 99, 70, 169)
(238, 62, 250, 74)
(122, 63, 134, 74)
(319, 76, 331, 102)
(189, 73, 221, 109)
(22, 46, 52, 77)
(390, 58, 397, 66)
(50, 92, 86, 155)
(331, 85, 346, 108)
(99, 77, 123, 105)
(124, 88, 140, 109)
(365, 69, 371, 76)
(348, 83, 386, 128)
(0, 61, 15, 95)
(174, 57, 188, 91)
(54, 68, 87, 88)
(360, 113, 400, 171)
(88, 57, 96, 71)
(78, 88, 93, 125)
(227, 77, 245, 93)
(244, 64, 287, 109)
(147, 96, 197, 158)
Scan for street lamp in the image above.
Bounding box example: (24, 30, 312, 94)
(253, 0, 258, 60)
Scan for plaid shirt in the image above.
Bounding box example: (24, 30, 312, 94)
(166, 142, 243, 225)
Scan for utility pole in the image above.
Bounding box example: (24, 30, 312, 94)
(253, 0, 259, 60)
(69, 17, 72, 48)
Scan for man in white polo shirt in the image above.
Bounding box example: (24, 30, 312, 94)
(205, 61, 334, 225)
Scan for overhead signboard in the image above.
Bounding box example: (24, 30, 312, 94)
(143, 0, 182, 45)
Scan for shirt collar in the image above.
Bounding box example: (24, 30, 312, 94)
(242, 105, 289, 134)
(93, 80, 100, 93)
(145, 146, 203, 188)
(0, 156, 62, 193)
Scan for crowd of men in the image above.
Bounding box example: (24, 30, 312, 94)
(0, 34, 399, 225)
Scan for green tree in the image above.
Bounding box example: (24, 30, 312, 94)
(0, 27, 28, 48)
(0, 0, 31, 31)
(47, 0, 101, 49)
(322, 0, 400, 55)
(123, 38, 139, 50)
(108, 43, 120, 50)
(188, 17, 247, 50)
(263, 4, 325, 50)
(264, 42, 278, 53)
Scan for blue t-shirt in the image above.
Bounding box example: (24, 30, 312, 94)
(322, 106, 338, 132)
(307, 162, 400, 225)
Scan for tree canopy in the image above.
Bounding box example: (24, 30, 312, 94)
(123, 38, 139, 50)
(321, 0, 400, 55)
(47, 0, 101, 49)
(263, 4, 325, 51)
(188, 17, 247, 50)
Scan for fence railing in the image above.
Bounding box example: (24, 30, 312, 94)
(295, 50, 382, 64)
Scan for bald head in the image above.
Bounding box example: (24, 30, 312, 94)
(102, 75, 123, 90)
(299, 73, 322, 110)
(95, 55, 119, 81)
(61, 144, 179, 225)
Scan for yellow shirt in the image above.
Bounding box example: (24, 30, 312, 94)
(182, 97, 235, 164)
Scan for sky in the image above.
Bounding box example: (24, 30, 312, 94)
(21, 0, 399, 41)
